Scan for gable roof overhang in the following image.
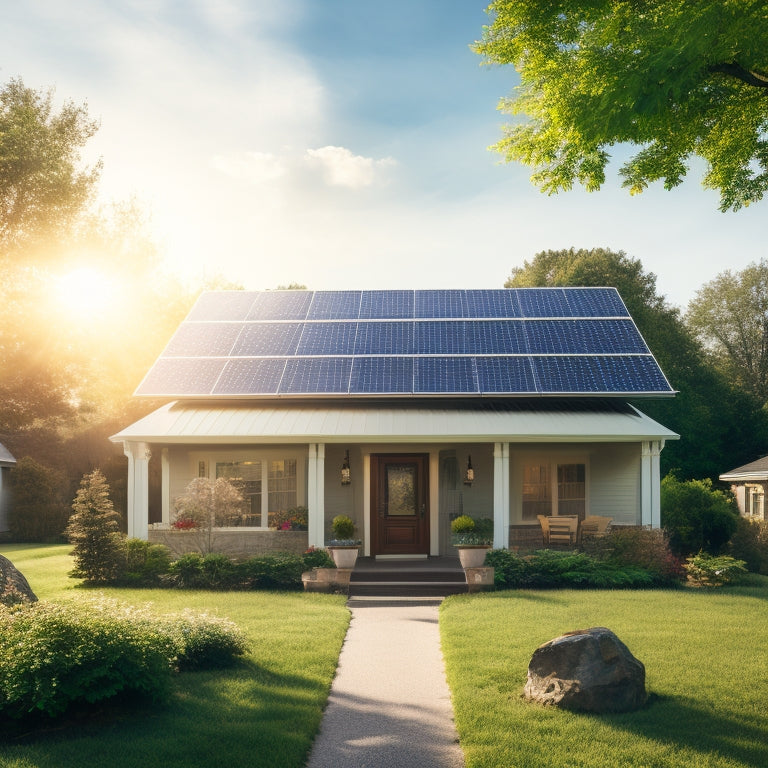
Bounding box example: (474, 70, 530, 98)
(720, 456, 768, 482)
(111, 399, 678, 446)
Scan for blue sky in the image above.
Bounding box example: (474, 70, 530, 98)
(3, 0, 765, 309)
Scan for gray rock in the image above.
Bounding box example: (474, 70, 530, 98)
(0, 554, 38, 604)
(523, 626, 646, 712)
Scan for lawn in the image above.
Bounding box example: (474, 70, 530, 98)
(0, 544, 350, 768)
(440, 579, 768, 768)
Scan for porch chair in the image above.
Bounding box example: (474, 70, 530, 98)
(547, 515, 579, 546)
(537, 515, 551, 545)
(580, 515, 612, 542)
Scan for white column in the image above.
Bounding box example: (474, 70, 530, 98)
(493, 442, 510, 549)
(307, 444, 326, 549)
(641, 440, 664, 528)
(161, 448, 170, 525)
(123, 441, 151, 540)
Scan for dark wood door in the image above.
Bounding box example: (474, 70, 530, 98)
(371, 454, 429, 555)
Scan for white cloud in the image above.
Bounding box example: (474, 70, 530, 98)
(305, 146, 396, 188)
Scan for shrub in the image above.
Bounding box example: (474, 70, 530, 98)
(450, 515, 475, 535)
(166, 552, 308, 590)
(684, 552, 748, 587)
(582, 527, 685, 585)
(728, 517, 768, 574)
(451, 515, 493, 545)
(485, 549, 527, 588)
(7, 457, 69, 541)
(661, 475, 739, 556)
(0, 599, 175, 719)
(240, 554, 306, 589)
(160, 611, 248, 671)
(120, 538, 172, 586)
(302, 546, 335, 569)
(66, 470, 126, 583)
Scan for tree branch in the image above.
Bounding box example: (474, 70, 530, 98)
(708, 62, 768, 89)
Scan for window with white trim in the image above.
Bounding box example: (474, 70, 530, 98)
(746, 484, 765, 519)
(522, 461, 586, 521)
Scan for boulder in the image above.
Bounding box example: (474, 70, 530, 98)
(0, 554, 38, 604)
(523, 626, 646, 713)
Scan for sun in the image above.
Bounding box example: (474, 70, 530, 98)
(55, 267, 118, 320)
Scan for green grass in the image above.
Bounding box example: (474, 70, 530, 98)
(440, 579, 768, 768)
(0, 544, 350, 768)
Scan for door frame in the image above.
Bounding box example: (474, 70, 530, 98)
(369, 453, 430, 556)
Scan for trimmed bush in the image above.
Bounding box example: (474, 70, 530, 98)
(0, 598, 249, 720)
(302, 546, 335, 569)
(120, 538, 172, 586)
(661, 475, 739, 556)
(166, 552, 309, 590)
(0, 600, 175, 719)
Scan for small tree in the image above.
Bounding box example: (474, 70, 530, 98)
(66, 470, 125, 583)
(172, 477, 245, 554)
(661, 475, 739, 557)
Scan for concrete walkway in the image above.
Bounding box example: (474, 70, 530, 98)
(305, 598, 465, 768)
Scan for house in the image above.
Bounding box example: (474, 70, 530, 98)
(111, 288, 677, 556)
(719, 457, 768, 520)
(0, 442, 16, 536)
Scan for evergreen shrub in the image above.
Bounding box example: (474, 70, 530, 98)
(728, 518, 768, 574)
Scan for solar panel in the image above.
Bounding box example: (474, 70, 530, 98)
(163, 323, 242, 357)
(359, 290, 414, 319)
(138, 288, 672, 398)
(297, 322, 358, 355)
(247, 291, 312, 320)
(415, 357, 478, 393)
(279, 358, 352, 393)
(213, 358, 286, 395)
(354, 322, 414, 354)
(350, 357, 414, 393)
(307, 291, 362, 319)
(186, 291, 256, 321)
(230, 323, 303, 356)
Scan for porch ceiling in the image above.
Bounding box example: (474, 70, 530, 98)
(111, 399, 678, 445)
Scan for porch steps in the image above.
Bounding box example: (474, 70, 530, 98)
(348, 557, 467, 597)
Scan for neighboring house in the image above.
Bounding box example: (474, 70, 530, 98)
(719, 457, 768, 521)
(111, 288, 678, 556)
(0, 442, 16, 535)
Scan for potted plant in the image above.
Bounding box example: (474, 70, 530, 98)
(451, 514, 493, 568)
(326, 514, 361, 568)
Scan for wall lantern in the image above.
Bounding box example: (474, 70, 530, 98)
(341, 450, 351, 485)
(464, 455, 474, 486)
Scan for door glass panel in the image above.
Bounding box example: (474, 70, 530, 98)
(387, 464, 417, 516)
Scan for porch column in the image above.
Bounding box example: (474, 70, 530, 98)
(493, 442, 510, 549)
(161, 448, 170, 525)
(123, 441, 151, 540)
(641, 440, 664, 528)
(308, 444, 326, 548)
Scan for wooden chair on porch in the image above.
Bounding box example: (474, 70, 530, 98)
(579, 515, 612, 542)
(538, 515, 579, 546)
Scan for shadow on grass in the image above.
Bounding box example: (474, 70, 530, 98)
(0, 660, 331, 768)
(587, 693, 766, 767)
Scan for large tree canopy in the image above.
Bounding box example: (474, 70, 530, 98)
(506, 248, 768, 479)
(476, 1, 768, 211)
(687, 260, 768, 403)
(0, 78, 100, 259)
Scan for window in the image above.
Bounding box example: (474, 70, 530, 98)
(521, 461, 586, 521)
(216, 461, 262, 526)
(268, 459, 297, 525)
(747, 485, 765, 519)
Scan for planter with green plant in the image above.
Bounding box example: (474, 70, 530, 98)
(326, 514, 361, 568)
(451, 514, 493, 568)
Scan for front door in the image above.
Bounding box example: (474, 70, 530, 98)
(371, 454, 429, 555)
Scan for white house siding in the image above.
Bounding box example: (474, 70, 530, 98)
(588, 443, 641, 525)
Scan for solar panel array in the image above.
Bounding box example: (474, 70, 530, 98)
(136, 289, 674, 398)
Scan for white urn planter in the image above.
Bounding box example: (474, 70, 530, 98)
(327, 545, 359, 569)
(457, 545, 491, 569)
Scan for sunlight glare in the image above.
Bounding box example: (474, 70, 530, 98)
(55, 267, 118, 320)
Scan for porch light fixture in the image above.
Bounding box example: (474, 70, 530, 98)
(464, 455, 474, 486)
(341, 450, 351, 485)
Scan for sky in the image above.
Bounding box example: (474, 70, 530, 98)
(3, 0, 766, 311)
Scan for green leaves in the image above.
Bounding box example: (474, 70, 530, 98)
(477, 0, 768, 209)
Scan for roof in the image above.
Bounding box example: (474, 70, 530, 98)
(111, 399, 678, 445)
(720, 456, 768, 482)
(135, 288, 674, 400)
(0, 443, 16, 466)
